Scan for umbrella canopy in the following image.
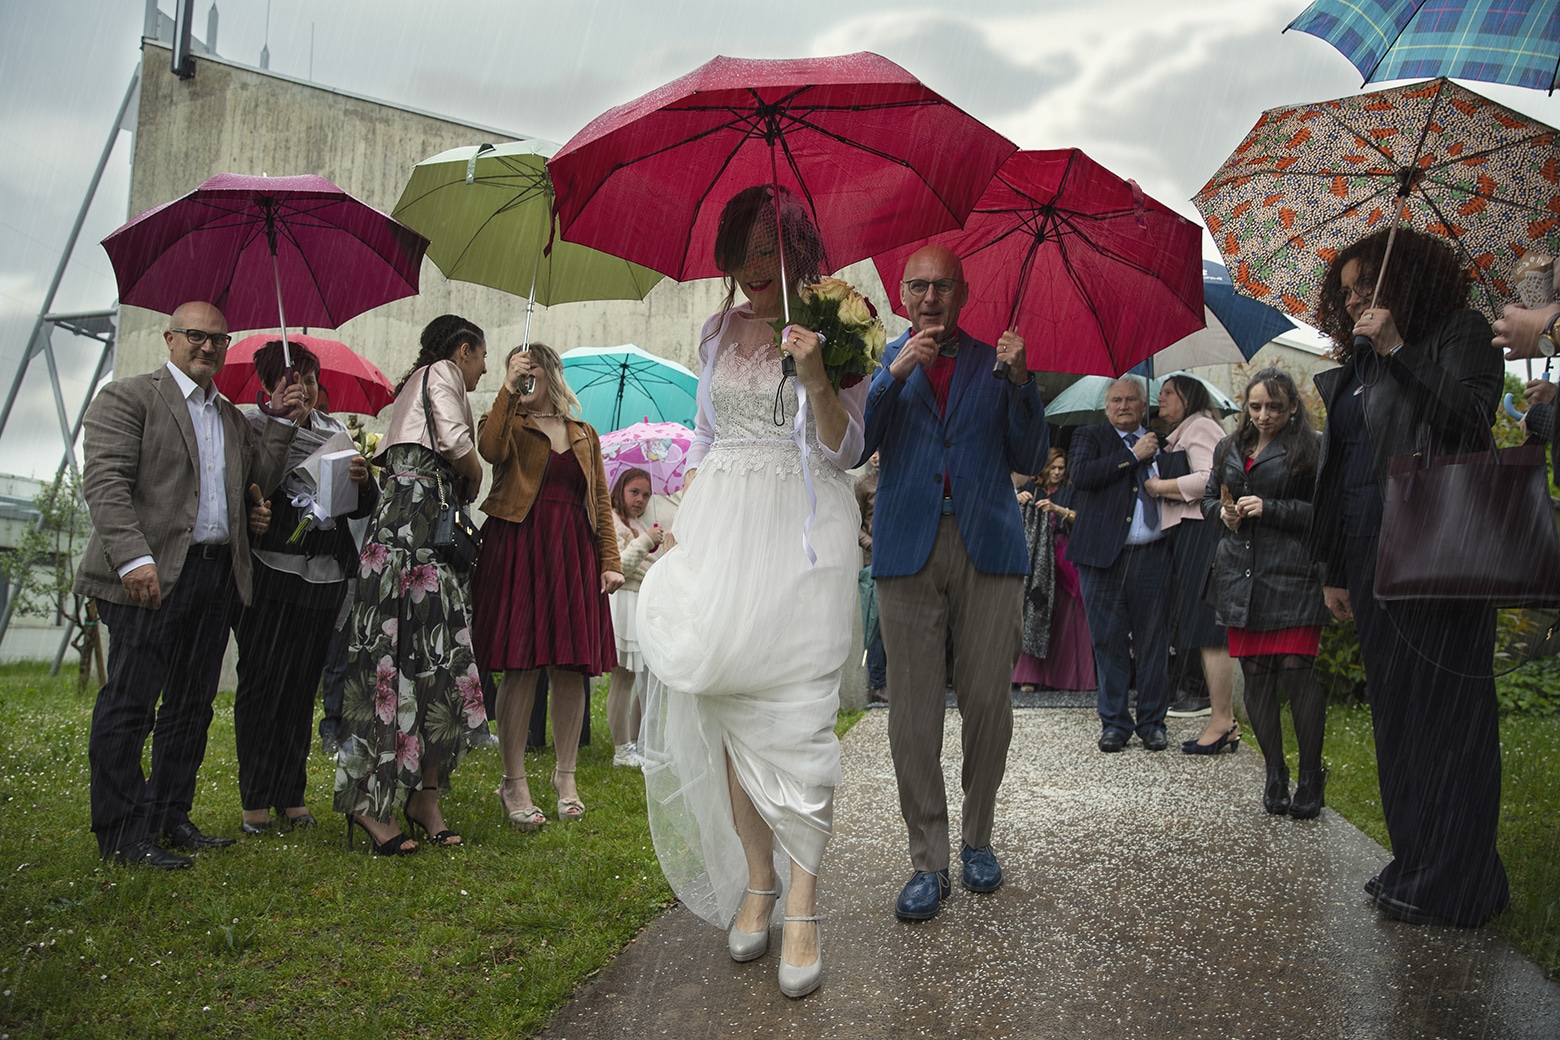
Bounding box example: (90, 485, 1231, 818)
(1288, 1, 1560, 94)
(1045, 371, 1239, 427)
(1154, 260, 1297, 372)
(1193, 77, 1560, 324)
(390, 139, 663, 306)
(873, 149, 1206, 377)
(217, 332, 396, 416)
(548, 52, 1016, 282)
(562, 345, 698, 434)
(598, 419, 695, 496)
(102, 173, 427, 331)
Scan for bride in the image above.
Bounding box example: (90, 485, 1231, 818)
(637, 186, 867, 999)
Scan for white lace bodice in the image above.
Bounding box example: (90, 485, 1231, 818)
(689, 306, 867, 482)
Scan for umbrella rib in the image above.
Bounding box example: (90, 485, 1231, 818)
(1052, 231, 1117, 372)
(445, 184, 550, 279)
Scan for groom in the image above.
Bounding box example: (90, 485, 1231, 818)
(861, 244, 1048, 921)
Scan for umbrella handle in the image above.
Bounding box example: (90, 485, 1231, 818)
(257, 367, 299, 417)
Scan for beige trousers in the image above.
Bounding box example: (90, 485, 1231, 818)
(876, 516, 1022, 873)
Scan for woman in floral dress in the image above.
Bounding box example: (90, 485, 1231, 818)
(333, 315, 489, 855)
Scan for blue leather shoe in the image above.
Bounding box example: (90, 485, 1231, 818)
(894, 869, 950, 921)
(959, 843, 1003, 893)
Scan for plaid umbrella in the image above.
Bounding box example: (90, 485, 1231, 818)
(1288, 1, 1560, 94)
(1192, 77, 1560, 324)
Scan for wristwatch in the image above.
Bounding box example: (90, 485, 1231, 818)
(1539, 310, 1560, 357)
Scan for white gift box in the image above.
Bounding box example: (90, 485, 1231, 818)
(316, 448, 359, 519)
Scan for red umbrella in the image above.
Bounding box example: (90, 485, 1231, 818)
(548, 53, 1016, 283)
(217, 333, 396, 416)
(102, 172, 427, 336)
(874, 149, 1205, 378)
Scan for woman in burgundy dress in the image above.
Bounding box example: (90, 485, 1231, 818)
(472, 342, 623, 831)
(1012, 448, 1094, 692)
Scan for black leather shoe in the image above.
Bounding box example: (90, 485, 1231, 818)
(1262, 763, 1291, 815)
(113, 838, 192, 870)
(895, 869, 951, 921)
(163, 821, 236, 851)
(1098, 730, 1129, 753)
(959, 843, 1003, 893)
(1139, 727, 1168, 752)
(1290, 768, 1327, 819)
(1374, 892, 1456, 927)
(240, 819, 272, 836)
(1363, 875, 1383, 900)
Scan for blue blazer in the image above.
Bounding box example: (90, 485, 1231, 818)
(1065, 421, 1157, 569)
(861, 330, 1048, 578)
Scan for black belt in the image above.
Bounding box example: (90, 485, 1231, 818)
(1120, 539, 1164, 552)
(190, 542, 230, 561)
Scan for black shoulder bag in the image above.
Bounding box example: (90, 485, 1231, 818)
(422, 367, 481, 573)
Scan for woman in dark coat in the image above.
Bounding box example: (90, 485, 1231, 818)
(1202, 368, 1330, 814)
(1309, 227, 1506, 927)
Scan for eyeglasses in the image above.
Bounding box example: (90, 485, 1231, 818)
(169, 328, 233, 349)
(902, 278, 962, 299)
(1337, 281, 1375, 306)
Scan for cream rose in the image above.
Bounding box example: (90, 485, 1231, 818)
(839, 292, 872, 327)
(811, 276, 853, 302)
(863, 320, 887, 361)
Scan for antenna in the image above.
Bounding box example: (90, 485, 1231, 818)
(259, 0, 271, 70)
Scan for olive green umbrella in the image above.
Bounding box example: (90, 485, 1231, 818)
(391, 139, 664, 309)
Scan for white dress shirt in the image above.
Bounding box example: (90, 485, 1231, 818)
(115, 362, 230, 578)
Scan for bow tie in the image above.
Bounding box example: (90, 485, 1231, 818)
(937, 339, 960, 358)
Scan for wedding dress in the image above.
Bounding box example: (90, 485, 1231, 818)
(637, 302, 867, 928)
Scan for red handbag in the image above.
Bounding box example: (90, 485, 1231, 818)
(1375, 437, 1560, 608)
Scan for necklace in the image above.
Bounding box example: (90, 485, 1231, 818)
(525, 411, 561, 420)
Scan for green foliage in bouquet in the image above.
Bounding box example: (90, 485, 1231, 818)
(771, 276, 888, 391)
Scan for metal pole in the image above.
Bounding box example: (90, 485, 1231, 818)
(0, 70, 138, 439)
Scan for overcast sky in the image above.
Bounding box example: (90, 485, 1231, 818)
(2, 0, 1559, 477)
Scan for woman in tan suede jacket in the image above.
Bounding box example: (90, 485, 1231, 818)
(470, 341, 623, 832)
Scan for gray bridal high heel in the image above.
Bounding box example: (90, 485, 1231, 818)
(727, 887, 777, 962)
(778, 914, 822, 998)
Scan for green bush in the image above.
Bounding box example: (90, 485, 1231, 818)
(1496, 654, 1560, 717)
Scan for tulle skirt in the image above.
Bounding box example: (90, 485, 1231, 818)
(637, 441, 856, 928)
(610, 587, 643, 673)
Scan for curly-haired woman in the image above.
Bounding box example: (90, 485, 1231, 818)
(1309, 227, 1506, 927)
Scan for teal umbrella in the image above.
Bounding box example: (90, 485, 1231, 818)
(1044, 371, 1239, 428)
(562, 345, 698, 434)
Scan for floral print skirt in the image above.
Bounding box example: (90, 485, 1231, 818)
(333, 445, 487, 823)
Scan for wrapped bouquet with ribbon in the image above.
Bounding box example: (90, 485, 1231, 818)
(774, 276, 888, 391)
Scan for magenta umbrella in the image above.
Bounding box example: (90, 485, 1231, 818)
(102, 172, 428, 337)
(873, 149, 1205, 378)
(217, 333, 396, 416)
(598, 419, 695, 496)
(548, 53, 1015, 284)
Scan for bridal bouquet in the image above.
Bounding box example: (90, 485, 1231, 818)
(773, 276, 888, 390)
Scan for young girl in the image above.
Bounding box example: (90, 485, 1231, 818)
(606, 467, 664, 767)
(1201, 368, 1330, 816)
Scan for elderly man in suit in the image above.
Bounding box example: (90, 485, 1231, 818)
(862, 244, 1048, 922)
(1066, 375, 1173, 753)
(74, 301, 302, 868)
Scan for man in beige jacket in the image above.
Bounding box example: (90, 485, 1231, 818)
(74, 301, 302, 868)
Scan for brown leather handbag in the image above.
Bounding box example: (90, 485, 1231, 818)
(1375, 436, 1560, 607)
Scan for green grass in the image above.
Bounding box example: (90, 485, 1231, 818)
(1273, 701, 1560, 978)
(0, 665, 673, 1039)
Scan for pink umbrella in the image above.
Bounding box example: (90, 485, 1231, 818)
(599, 419, 694, 496)
(217, 333, 396, 416)
(548, 53, 1015, 283)
(102, 172, 427, 414)
(873, 149, 1204, 378)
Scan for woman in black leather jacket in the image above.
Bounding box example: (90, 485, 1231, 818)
(1203, 368, 1331, 815)
(1308, 227, 1506, 928)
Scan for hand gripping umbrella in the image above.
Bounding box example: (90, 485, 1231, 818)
(873, 149, 1205, 379)
(1193, 77, 1560, 351)
(392, 139, 664, 395)
(103, 172, 428, 412)
(218, 332, 397, 416)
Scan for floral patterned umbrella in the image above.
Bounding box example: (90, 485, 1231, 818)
(1193, 77, 1560, 324)
(598, 419, 695, 496)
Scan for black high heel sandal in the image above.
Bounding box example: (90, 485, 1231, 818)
(405, 810, 462, 847)
(1181, 724, 1240, 755)
(344, 814, 418, 856)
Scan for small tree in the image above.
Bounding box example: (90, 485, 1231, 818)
(0, 469, 101, 692)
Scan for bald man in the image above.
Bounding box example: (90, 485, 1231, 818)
(74, 302, 304, 868)
(861, 244, 1048, 921)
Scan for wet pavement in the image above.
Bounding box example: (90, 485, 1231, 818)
(538, 709, 1560, 1039)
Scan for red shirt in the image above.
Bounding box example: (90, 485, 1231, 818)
(926, 353, 957, 496)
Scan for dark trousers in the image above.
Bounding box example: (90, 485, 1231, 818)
(1346, 534, 1509, 926)
(319, 607, 351, 740)
(90, 549, 234, 856)
(866, 631, 887, 688)
(233, 589, 339, 811)
(1077, 539, 1172, 738)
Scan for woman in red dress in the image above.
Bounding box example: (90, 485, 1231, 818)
(1202, 368, 1331, 817)
(472, 342, 623, 830)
